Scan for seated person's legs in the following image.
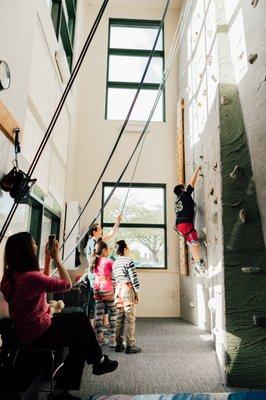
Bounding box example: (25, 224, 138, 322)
(33, 311, 118, 391)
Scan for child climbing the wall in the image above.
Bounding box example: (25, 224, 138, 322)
(174, 166, 207, 275)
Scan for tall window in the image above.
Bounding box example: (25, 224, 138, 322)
(51, 0, 77, 70)
(106, 19, 165, 122)
(102, 183, 167, 269)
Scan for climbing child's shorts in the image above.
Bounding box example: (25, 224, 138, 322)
(176, 222, 199, 246)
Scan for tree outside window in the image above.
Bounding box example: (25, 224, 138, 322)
(102, 183, 167, 269)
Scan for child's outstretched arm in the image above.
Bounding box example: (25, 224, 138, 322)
(102, 214, 122, 242)
(189, 166, 201, 187)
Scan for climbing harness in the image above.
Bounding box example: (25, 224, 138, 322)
(61, 0, 194, 264)
(0, 0, 109, 242)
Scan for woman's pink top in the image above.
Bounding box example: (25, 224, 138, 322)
(1, 271, 71, 344)
(93, 257, 114, 293)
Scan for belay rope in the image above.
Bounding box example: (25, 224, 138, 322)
(61, 0, 172, 252)
(62, 0, 194, 264)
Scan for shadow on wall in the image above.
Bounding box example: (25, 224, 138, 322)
(220, 83, 266, 389)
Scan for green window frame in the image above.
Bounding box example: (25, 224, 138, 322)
(28, 195, 61, 263)
(106, 19, 165, 122)
(51, 0, 77, 70)
(102, 182, 167, 269)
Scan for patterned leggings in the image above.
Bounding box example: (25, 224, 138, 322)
(95, 298, 116, 341)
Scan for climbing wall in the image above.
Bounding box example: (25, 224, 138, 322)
(219, 83, 266, 387)
(217, 0, 266, 387)
(176, 0, 266, 385)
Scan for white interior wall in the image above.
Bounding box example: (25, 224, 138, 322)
(69, 1, 182, 317)
(0, 0, 75, 277)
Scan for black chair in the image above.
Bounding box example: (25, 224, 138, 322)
(0, 317, 58, 399)
(53, 280, 90, 316)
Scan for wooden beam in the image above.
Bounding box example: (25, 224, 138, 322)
(0, 100, 22, 143)
(177, 98, 188, 276)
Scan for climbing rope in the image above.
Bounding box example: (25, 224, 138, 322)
(0, 0, 110, 243)
(61, 0, 172, 251)
(62, 0, 193, 264)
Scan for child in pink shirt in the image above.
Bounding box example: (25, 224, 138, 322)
(90, 239, 116, 346)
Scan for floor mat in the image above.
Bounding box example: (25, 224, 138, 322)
(89, 393, 266, 400)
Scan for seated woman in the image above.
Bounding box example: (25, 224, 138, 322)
(0, 232, 118, 400)
(112, 240, 141, 354)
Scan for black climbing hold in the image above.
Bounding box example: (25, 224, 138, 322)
(248, 54, 258, 64)
(239, 209, 248, 223)
(229, 165, 242, 179)
(251, 0, 259, 7)
(209, 188, 214, 196)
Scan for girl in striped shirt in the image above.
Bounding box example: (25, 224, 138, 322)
(112, 240, 141, 354)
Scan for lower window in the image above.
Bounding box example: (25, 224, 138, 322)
(102, 183, 167, 269)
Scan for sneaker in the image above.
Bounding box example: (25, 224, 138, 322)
(115, 343, 125, 352)
(194, 259, 208, 276)
(125, 345, 141, 354)
(92, 355, 118, 375)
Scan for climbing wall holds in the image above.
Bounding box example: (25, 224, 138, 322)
(239, 209, 248, 223)
(251, 0, 259, 7)
(256, 75, 266, 92)
(220, 95, 230, 105)
(241, 266, 261, 274)
(214, 198, 218, 204)
(212, 212, 218, 223)
(212, 162, 218, 170)
(209, 188, 214, 196)
(248, 54, 258, 64)
(229, 165, 242, 179)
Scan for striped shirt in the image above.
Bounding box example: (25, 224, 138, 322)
(112, 256, 140, 292)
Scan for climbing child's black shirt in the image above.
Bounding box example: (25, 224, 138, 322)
(175, 184, 195, 224)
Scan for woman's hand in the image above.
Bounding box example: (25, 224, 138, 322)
(134, 292, 139, 304)
(45, 240, 60, 262)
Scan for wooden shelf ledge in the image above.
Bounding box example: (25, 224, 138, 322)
(0, 100, 22, 142)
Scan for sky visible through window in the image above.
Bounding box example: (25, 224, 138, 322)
(107, 21, 164, 122)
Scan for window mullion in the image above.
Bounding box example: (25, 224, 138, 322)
(109, 48, 164, 58)
(108, 82, 160, 90)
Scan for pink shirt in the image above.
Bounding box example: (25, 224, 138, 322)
(1, 271, 71, 344)
(93, 257, 114, 293)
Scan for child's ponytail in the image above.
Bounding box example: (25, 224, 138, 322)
(90, 238, 108, 272)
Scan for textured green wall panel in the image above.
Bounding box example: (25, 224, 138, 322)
(219, 84, 266, 387)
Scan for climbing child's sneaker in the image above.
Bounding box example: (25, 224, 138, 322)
(194, 259, 208, 276)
